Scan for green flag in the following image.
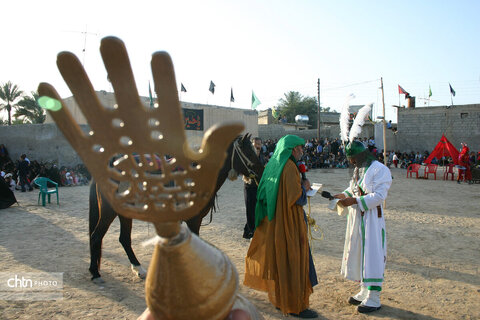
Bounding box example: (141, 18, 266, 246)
(429, 85, 432, 98)
(251, 91, 261, 109)
(148, 81, 154, 108)
(272, 107, 278, 119)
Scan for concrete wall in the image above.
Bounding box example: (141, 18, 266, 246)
(4, 92, 258, 167)
(374, 123, 398, 151)
(258, 124, 317, 140)
(0, 123, 88, 166)
(396, 104, 480, 152)
(258, 123, 374, 141)
(258, 109, 275, 125)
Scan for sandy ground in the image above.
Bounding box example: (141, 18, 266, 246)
(0, 167, 479, 320)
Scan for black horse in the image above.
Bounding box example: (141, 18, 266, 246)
(88, 134, 264, 282)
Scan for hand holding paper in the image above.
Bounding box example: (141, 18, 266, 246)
(306, 183, 323, 197)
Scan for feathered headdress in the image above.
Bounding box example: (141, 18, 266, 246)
(339, 94, 354, 143)
(339, 99, 372, 143)
(349, 104, 372, 142)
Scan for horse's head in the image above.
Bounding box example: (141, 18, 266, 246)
(229, 134, 264, 185)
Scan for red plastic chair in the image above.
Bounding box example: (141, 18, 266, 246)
(443, 164, 455, 180)
(424, 164, 438, 180)
(406, 164, 421, 178)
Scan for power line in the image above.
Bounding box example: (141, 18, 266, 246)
(322, 79, 380, 91)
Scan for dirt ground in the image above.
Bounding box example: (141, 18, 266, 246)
(0, 167, 479, 319)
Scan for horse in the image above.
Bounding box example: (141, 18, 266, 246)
(88, 134, 264, 283)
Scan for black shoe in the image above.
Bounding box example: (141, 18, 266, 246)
(357, 305, 381, 313)
(457, 180, 461, 184)
(242, 231, 254, 239)
(289, 309, 318, 318)
(348, 296, 362, 305)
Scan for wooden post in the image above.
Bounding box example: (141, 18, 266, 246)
(317, 78, 321, 140)
(381, 77, 387, 167)
(381, 77, 388, 209)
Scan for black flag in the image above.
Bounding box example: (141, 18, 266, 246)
(181, 83, 187, 92)
(230, 88, 235, 102)
(209, 81, 215, 94)
(449, 83, 456, 97)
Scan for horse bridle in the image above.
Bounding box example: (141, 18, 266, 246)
(229, 139, 261, 185)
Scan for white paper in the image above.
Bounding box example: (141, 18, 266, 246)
(328, 199, 348, 216)
(306, 183, 322, 197)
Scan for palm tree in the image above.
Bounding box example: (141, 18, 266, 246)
(0, 81, 24, 125)
(15, 92, 46, 124)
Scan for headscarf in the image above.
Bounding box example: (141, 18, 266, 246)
(346, 140, 376, 184)
(345, 140, 366, 157)
(460, 144, 469, 157)
(255, 135, 305, 227)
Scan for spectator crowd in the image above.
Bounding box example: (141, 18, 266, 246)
(257, 137, 480, 172)
(0, 144, 90, 192)
(1, 136, 479, 194)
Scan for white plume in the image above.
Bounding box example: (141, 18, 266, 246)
(348, 103, 372, 142)
(339, 94, 354, 142)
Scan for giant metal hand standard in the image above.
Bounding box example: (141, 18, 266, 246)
(37, 36, 256, 320)
(38, 36, 243, 237)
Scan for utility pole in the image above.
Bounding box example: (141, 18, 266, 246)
(380, 77, 387, 166)
(317, 78, 321, 140)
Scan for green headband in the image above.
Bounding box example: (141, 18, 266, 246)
(345, 141, 366, 157)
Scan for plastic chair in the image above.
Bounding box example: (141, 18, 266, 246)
(443, 163, 455, 181)
(406, 164, 421, 178)
(34, 177, 59, 206)
(424, 164, 438, 180)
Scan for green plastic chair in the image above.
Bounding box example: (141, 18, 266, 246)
(34, 177, 59, 206)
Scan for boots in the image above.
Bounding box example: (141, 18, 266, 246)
(347, 285, 368, 305)
(357, 289, 381, 313)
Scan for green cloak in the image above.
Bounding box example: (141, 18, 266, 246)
(255, 135, 305, 227)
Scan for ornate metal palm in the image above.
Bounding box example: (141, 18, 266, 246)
(38, 36, 243, 235)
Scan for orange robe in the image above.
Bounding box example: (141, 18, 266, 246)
(244, 160, 312, 314)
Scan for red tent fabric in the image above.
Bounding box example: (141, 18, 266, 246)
(424, 134, 459, 165)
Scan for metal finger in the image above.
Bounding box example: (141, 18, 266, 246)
(150, 52, 186, 145)
(100, 37, 149, 129)
(56, 51, 112, 137)
(37, 82, 89, 157)
(195, 122, 244, 162)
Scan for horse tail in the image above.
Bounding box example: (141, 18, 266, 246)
(210, 194, 218, 213)
(88, 182, 100, 236)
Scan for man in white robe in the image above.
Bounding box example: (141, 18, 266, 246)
(334, 140, 392, 313)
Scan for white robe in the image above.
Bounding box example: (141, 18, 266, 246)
(341, 160, 392, 287)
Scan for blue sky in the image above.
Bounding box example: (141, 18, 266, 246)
(2, 0, 479, 122)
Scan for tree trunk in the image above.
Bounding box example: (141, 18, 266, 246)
(7, 104, 11, 126)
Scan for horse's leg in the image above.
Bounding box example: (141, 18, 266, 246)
(118, 215, 146, 279)
(89, 184, 116, 282)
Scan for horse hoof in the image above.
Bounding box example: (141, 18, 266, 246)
(92, 277, 105, 284)
(131, 264, 147, 279)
